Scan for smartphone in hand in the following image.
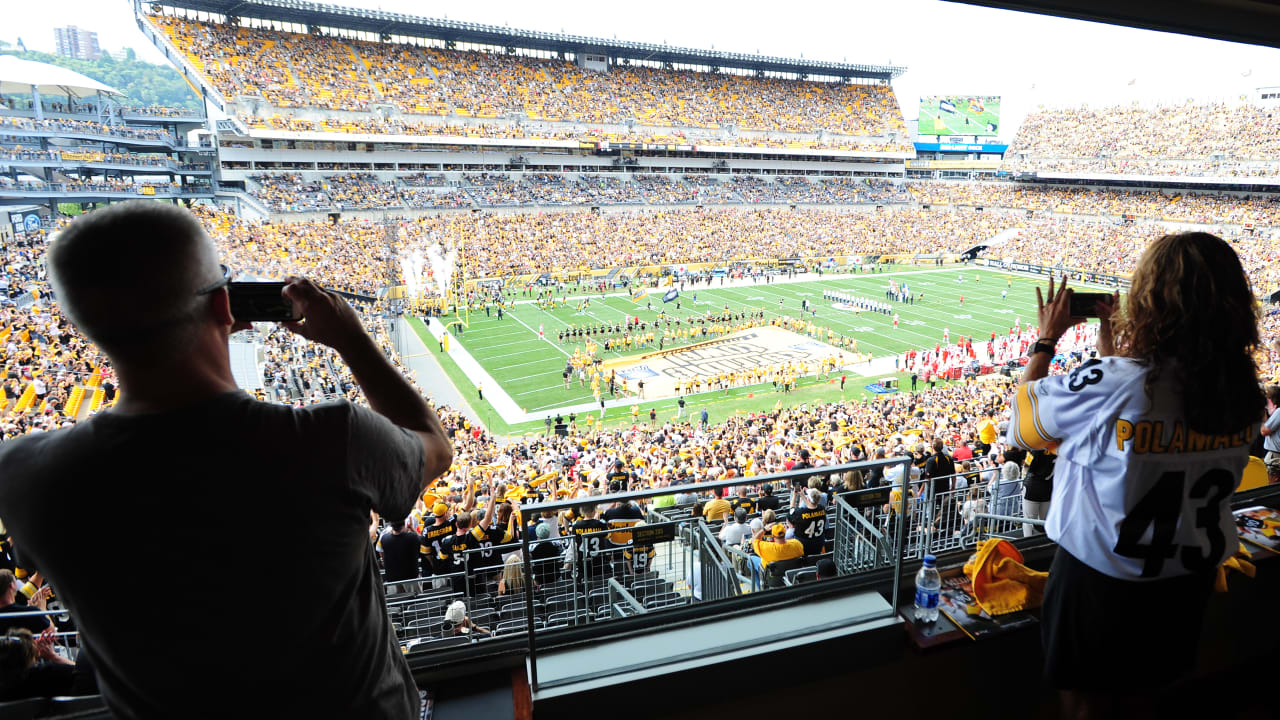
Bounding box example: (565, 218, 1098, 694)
(1068, 292, 1111, 318)
(229, 282, 302, 322)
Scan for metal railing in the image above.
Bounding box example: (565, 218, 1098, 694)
(691, 518, 742, 602)
(832, 489, 892, 574)
(975, 513, 1046, 545)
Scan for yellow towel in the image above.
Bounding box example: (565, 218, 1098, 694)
(962, 538, 1048, 616)
(1214, 543, 1256, 592)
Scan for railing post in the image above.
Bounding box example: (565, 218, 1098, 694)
(520, 521, 538, 693)
(889, 456, 913, 618)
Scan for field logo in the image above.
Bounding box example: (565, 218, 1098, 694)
(953, 314, 972, 319)
(832, 302, 859, 311)
(618, 365, 660, 381)
(789, 341, 828, 353)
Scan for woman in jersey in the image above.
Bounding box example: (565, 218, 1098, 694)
(1010, 232, 1262, 713)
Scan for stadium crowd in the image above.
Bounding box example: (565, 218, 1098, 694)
(149, 14, 909, 150)
(1005, 103, 1280, 177)
(242, 172, 917, 211)
(0, 116, 178, 145)
(907, 181, 1280, 226)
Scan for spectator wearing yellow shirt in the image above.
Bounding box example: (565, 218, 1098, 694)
(749, 523, 804, 590)
(702, 488, 732, 522)
(977, 415, 998, 453)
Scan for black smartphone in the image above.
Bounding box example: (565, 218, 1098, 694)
(228, 282, 301, 322)
(1069, 292, 1111, 318)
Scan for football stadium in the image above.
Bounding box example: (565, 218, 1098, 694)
(2, 0, 1280, 716)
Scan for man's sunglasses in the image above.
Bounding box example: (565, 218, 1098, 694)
(195, 264, 232, 295)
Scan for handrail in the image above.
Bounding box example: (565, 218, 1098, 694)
(520, 457, 911, 515)
(696, 518, 736, 579)
(606, 577, 646, 616)
(974, 513, 1044, 526)
(695, 518, 741, 599)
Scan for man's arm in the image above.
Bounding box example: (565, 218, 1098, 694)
(462, 470, 478, 513)
(477, 481, 497, 531)
(282, 278, 452, 486)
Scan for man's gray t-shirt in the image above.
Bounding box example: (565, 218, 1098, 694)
(0, 391, 426, 718)
(1265, 408, 1280, 453)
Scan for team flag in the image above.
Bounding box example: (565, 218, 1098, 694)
(662, 288, 679, 303)
(631, 289, 646, 303)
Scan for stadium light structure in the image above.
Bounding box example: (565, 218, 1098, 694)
(147, 0, 906, 81)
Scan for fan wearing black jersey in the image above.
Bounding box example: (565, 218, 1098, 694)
(471, 485, 521, 581)
(606, 460, 631, 492)
(570, 504, 612, 580)
(420, 502, 457, 578)
(788, 488, 828, 556)
(729, 485, 756, 516)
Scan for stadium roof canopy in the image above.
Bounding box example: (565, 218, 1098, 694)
(948, 0, 1280, 49)
(150, 0, 906, 81)
(0, 55, 123, 98)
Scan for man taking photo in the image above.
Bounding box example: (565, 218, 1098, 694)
(0, 202, 453, 718)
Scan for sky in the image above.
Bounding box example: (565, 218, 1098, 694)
(6, 0, 1280, 140)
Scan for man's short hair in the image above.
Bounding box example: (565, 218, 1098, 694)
(1266, 385, 1280, 407)
(734, 507, 747, 523)
(932, 438, 945, 453)
(0, 570, 13, 593)
(46, 201, 222, 361)
(816, 559, 837, 579)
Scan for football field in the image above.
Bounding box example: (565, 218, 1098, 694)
(413, 265, 1074, 430)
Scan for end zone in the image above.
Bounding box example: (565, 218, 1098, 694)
(601, 326, 859, 398)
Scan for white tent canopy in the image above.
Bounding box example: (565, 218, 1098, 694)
(0, 55, 122, 99)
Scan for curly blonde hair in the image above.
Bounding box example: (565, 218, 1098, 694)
(1112, 232, 1262, 434)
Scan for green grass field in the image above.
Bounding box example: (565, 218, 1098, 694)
(412, 265, 1068, 435)
(918, 96, 1002, 137)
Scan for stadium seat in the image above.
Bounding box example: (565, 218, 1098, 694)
(764, 558, 804, 588)
(643, 592, 687, 609)
(544, 593, 578, 615)
(0, 697, 45, 720)
(784, 568, 818, 586)
(546, 609, 593, 627)
(48, 695, 106, 713)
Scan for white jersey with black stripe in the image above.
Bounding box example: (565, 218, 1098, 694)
(1007, 357, 1254, 580)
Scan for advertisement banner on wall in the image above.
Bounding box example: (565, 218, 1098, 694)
(10, 213, 40, 234)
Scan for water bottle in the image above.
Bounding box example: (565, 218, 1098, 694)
(914, 554, 941, 623)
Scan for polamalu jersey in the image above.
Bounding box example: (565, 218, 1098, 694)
(571, 518, 611, 560)
(1008, 357, 1253, 580)
(789, 504, 828, 550)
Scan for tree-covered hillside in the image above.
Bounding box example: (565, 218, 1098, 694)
(0, 46, 200, 110)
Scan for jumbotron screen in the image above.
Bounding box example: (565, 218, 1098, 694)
(918, 95, 1001, 136)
